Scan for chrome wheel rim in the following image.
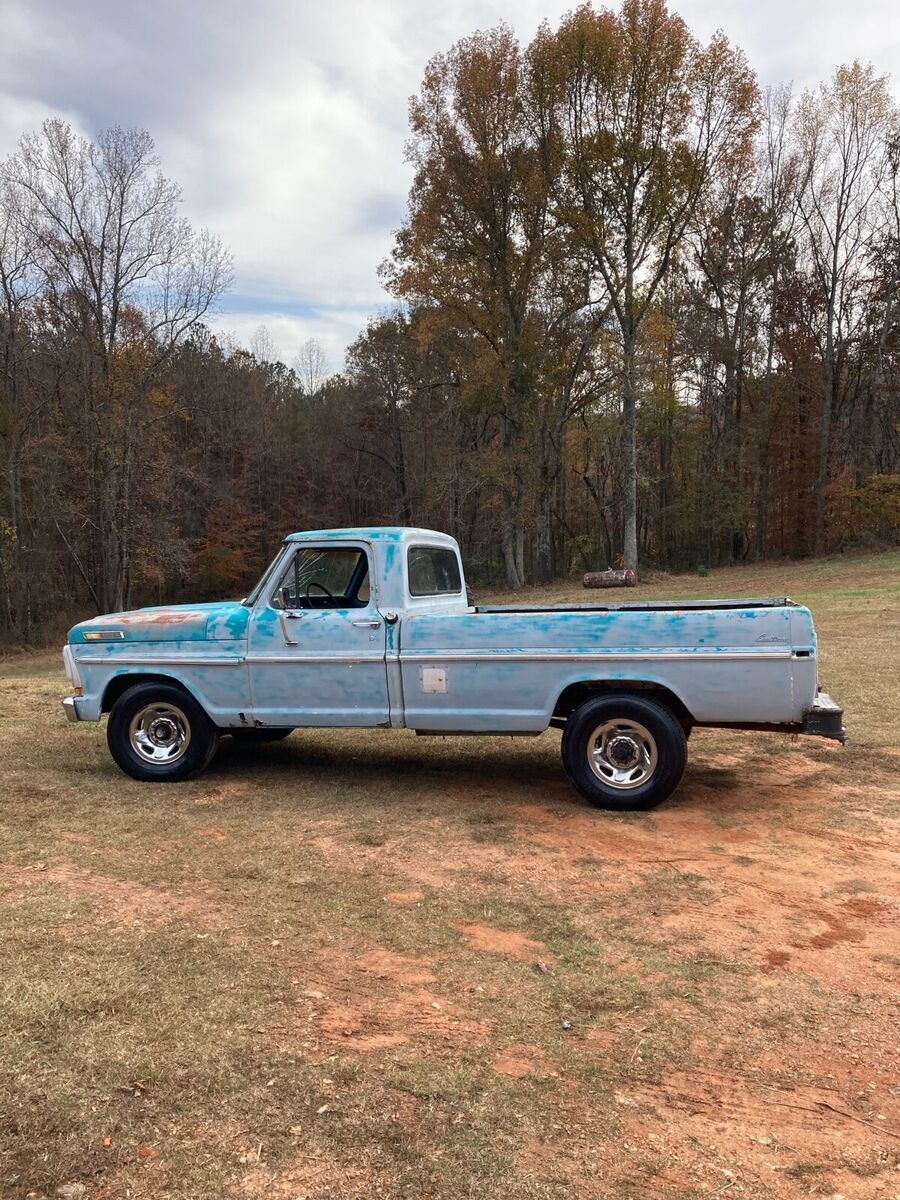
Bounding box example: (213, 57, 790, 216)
(588, 718, 658, 790)
(128, 702, 191, 764)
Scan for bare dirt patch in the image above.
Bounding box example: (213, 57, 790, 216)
(356, 946, 436, 986)
(296, 943, 490, 1053)
(384, 889, 424, 905)
(0, 860, 227, 928)
(458, 921, 554, 963)
(492, 1043, 557, 1078)
(238, 1156, 371, 1199)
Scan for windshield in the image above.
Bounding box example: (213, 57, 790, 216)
(242, 548, 285, 607)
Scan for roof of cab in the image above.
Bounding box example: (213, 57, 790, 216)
(284, 526, 457, 544)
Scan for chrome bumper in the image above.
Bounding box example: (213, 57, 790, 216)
(801, 691, 846, 742)
(62, 696, 81, 722)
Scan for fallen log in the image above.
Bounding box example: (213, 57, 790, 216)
(583, 568, 637, 589)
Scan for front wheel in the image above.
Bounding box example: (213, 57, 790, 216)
(107, 682, 220, 782)
(560, 693, 687, 810)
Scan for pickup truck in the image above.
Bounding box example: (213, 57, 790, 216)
(61, 526, 845, 810)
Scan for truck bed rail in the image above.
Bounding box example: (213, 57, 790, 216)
(475, 597, 796, 614)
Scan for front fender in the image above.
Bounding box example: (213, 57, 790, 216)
(70, 645, 250, 727)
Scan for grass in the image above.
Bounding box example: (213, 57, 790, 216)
(1, 550, 899, 1199)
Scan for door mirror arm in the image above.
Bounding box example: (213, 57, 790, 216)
(277, 605, 302, 645)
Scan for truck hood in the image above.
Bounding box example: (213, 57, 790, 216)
(68, 601, 250, 644)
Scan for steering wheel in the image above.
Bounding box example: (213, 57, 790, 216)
(305, 580, 335, 604)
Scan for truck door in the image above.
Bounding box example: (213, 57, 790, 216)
(247, 542, 389, 726)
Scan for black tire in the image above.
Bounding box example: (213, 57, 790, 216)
(107, 682, 220, 782)
(560, 693, 687, 810)
(230, 728, 292, 743)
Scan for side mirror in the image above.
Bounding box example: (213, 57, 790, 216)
(280, 586, 292, 611)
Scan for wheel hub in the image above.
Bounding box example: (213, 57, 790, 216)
(587, 718, 659, 790)
(607, 734, 640, 768)
(149, 717, 179, 746)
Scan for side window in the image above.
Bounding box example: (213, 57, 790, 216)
(274, 547, 370, 609)
(407, 545, 462, 597)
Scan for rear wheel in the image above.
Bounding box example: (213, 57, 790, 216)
(561, 693, 687, 810)
(107, 682, 220, 782)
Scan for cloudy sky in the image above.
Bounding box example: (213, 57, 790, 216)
(1, 0, 898, 370)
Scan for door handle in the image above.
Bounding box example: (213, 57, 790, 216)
(352, 619, 381, 629)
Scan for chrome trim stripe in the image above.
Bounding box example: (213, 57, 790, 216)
(75, 654, 384, 667)
(74, 649, 794, 668)
(246, 655, 381, 665)
(74, 656, 244, 666)
(400, 649, 793, 663)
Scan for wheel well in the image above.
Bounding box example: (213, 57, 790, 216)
(552, 680, 694, 731)
(101, 672, 196, 713)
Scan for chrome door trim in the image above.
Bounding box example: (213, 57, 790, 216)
(73, 655, 245, 666)
(245, 654, 381, 665)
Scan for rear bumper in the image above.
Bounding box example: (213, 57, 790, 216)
(801, 691, 846, 742)
(62, 696, 82, 722)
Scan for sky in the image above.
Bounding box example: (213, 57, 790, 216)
(1, 0, 899, 372)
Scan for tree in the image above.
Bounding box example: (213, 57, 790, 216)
(295, 337, 328, 398)
(795, 62, 898, 551)
(533, 0, 759, 570)
(2, 120, 231, 610)
(386, 25, 558, 587)
(0, 176, 45, 633)
(753, 84, 801, 559)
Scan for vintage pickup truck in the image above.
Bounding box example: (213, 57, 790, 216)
(61, 526, 845, 809)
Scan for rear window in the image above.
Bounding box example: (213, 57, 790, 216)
(407, 545, 462, 597)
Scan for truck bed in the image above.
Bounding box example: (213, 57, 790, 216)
(475, 597, 795, 614)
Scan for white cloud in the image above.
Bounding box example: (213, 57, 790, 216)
(0, 93, 84, 158)
(2, 0, 899, 368)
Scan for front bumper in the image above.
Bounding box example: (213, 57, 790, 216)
(801, 692, 846, 742)
(62, 696, 82, 722)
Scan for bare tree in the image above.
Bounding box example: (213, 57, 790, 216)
(295, 337, 328, 398)
(0, 177, 45, 631)
(250, 324, 277, 364)
(2, 120, 231, 610)
(795, 62, 897, 551)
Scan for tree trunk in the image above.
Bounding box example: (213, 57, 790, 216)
(389, 394, 413, 525)
(622, 327, 638, 572)
(719, 351, 737, 564)
(814, 321, 835, 554)
(755, 270, 779, 561)
(501, 510, 525, 589)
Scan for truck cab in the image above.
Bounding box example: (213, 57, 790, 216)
(243, 527, 467, 728)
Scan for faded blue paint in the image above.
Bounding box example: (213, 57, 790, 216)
(247, 597, 389, 727)
(62, 527, 822, 736)
(69, 600, 248, 644)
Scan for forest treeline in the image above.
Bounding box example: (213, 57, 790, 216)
(1, 0, 899, 640)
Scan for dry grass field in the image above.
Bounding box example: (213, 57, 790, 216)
(1, 551, 899, 1199)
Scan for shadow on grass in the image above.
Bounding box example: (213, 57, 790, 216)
(203, 728, 754, 820)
